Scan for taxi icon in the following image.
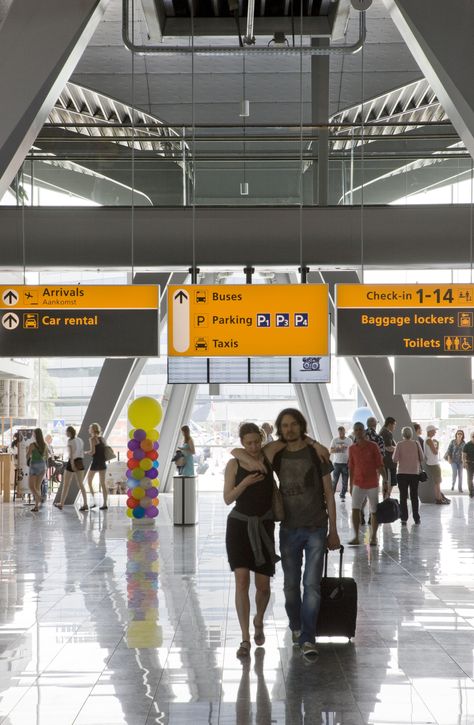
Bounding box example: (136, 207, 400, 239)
(23, 313, 39, 329)
(194, 337, 208, 351)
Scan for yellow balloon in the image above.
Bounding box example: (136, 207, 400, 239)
(128, 397, 163, 430)
(126, 508, 134, 518)
(139, 458, 153, 471)
(129, 429, 135, 439)
(132, 486, 145, 500)
(146, 429, 160, 441)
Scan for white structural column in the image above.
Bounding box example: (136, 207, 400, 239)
(0, 0, 109, 199)
(160, 384, 198, 492)
(384, 0, 474, 159)
(294, 383, 337, 445)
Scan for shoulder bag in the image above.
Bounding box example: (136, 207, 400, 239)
(272, 480, 284, 521)
(103, 444, 116, 461)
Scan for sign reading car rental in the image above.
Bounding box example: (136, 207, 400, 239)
(337, 283, 474, 356)
(0, 285, 159, 357)
(168, 284, 328, 357)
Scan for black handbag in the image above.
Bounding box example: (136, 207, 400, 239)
(418, 470, 428, 482)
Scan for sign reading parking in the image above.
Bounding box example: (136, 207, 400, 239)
(337, 283, 474, 356)
(0, 285, 160, 357)
(168, 284, 328, 357)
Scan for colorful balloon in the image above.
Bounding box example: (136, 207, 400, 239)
(133, 449, 146, 461)
(147, 429, 160, 441)
(146, 505, 158, 518)
(148, 449, 158, 461)
(133, 428, 147, 441)
(128, 397, 163, 429)
(127, 458, 140, 470)
(146, 487, 158, 498)
(145, 468, 158, 479)
(132, 468, 144, 480)
(128, 439, 140, 451)
(132, 486, 145, 500)
(140, 438, 153, 452)
(127, 497, 139, 509)
(139, 458, 153, 471)
(133, 506, 146, 519)
(126, 508, 134, 518)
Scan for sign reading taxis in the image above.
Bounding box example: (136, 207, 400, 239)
(337, 284, 474, 356)
(0, 285, 159, 357)
(168, 284, 328, 357)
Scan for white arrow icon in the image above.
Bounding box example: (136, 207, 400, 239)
(173, 289, 190, 352)
(2, 312, 19, 330)
(2, 289, 19, 306)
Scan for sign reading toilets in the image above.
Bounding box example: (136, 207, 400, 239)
(0, 285, 159, 356)
(337, 283, 474, 356)
(168, 284, 329, 357)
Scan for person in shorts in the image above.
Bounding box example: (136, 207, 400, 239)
(348, 422, 386, 546)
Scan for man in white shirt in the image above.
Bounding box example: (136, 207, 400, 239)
(329, 426, 352, 501)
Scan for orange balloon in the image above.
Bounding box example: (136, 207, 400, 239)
(140, 438, 153, 452)
(127, 450, 133, 459)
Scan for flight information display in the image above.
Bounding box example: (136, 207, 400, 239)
(168, 356, 331, 384)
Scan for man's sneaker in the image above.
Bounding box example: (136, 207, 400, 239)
(292, 629, 301, 645)
(301, 642, 319, 659)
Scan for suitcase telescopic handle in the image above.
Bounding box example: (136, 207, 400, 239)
(323, 545, 344, 578)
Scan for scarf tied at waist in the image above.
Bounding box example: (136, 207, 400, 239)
(228, 508, 280, 568)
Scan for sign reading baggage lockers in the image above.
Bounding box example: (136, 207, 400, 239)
(168, 284, 329, 357)
(0, 285, 159, 357)
(337, 284, 474, 356)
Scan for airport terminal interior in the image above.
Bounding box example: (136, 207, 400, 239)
(1, 0, 474, 723)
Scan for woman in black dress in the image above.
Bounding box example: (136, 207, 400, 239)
(224, 422, 279, 658)
(86, 422, 108, 510)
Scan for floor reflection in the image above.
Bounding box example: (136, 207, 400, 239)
(0, 493, 474, 724)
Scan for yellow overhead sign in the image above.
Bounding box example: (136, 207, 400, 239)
(336, 283, 474, 356)
(337, 284, 474, 308)
(0, 285, 159, 310)
(168, 284, 329, 357)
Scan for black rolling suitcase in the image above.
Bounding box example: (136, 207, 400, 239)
(316, 545, 357, 640)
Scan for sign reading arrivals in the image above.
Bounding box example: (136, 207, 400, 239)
(0, 285, 159, 357)
(168, 284, 329, 357)
(337, 284, 474, 356)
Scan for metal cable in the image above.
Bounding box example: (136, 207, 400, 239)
(360, 29, 365, 281)
(131, 0, 136, 279)
(298, 0, 304, 277)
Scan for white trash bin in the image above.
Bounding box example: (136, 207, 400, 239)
(173, 475, 198, 525)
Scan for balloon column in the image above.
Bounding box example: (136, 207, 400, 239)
(126, 527, 162, 648)
(126, 396, 163, 523)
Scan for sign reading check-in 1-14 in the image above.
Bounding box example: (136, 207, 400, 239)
(167, 284, 329, 357)
(0, 286, 160, 357)
(336, 284, 474, 356)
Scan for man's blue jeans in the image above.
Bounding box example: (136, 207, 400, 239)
(279, 526, 327, 646)
(332, 462, 348, 496)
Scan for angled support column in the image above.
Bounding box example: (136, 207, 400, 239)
(56, 357, 147, 505)
(160, 384, 198, 492)
(384, 0, 474, 159)
(0, 0, 109, 199)
(294, 383, 337, 445)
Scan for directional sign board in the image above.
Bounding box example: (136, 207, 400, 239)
(0, 285, 159, 357)
(337, 283, 474, 356)
(168, 284, 329, 357)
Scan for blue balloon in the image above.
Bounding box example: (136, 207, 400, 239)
(133, 506, 146, 519)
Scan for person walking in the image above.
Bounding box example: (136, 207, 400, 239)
(232, 409, 339, 660)
(178, 425, 195, 476)
(27, 428, 48, 512)
(462, 432, 474, 498)
(329, 425, 352, 501)
(445, 430, 465, 493)
(413, 423, 424, 452)
(393, 426, 423, 525)
(424, 424, 450, 505)
(224, 422, 279, 658)
(348, 422, 386, 546)
(380, 417, 397, 491)
(56, 425, 88, 511)
(86, 422, 108, 510)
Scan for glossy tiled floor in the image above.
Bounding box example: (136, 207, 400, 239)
(1, 491, 474, 725)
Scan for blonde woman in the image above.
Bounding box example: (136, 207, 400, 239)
(57, 426, 88, 511)
(27, 428, 48, 512)
(86, 422, 108, 510)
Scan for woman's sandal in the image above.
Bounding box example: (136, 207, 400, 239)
(31, 506, 39, 513)
(253, 618, 265, 647)
(79, 505, 89, 512)
(236, 640, 251, 658)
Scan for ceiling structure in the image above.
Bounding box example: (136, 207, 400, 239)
(70, 0, 424, 125)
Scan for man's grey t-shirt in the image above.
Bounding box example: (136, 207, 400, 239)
(275, 446, 332, 530)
